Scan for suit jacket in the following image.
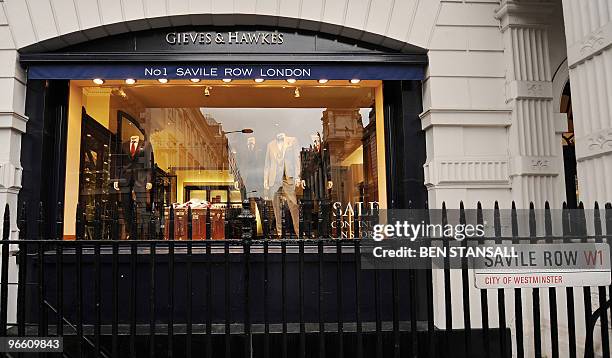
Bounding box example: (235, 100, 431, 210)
(242, 144, 265, 194)
(264, 136, 300, 189)
(116, 140, 154, 188)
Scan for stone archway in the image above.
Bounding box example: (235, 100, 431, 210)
(5, 4, 434, 52)
(552, 58, 569, 114)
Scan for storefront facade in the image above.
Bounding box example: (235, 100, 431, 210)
(0, 0, 609, 226)
(0, 0, 611, 356)
(14, 26, 428, 240)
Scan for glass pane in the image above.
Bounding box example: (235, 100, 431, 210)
(66, 80, 380, 239)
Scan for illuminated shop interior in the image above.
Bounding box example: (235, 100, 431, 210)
(64, 79, 386, 240)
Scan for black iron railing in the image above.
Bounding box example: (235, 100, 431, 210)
(0, 201, 610, 357)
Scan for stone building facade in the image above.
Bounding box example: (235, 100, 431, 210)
(0, 0, 610, 355)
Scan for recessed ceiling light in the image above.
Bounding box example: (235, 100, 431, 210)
(254, 78, 265, 83)
(318, 79, 329, 84)
(222, 78, 232, 83)
(286, 78, 297, 84)
(190, 78, 201, 83)
(350, 79, 361, 84)
(92, 78, 104, 85)
(125, 78, 136, 85)
(158, 78, 169, 84)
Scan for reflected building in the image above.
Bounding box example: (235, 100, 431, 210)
(146, 108, 244, 204)
(321, 109, 366, 205)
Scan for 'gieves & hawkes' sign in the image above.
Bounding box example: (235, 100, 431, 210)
(166, 31, 285, 46)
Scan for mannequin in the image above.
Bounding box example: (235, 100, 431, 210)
(242, 136, 264, 196)
(114, 134, 154, 237)
(264, 132, 304, 236)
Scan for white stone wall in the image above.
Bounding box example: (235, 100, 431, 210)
(422, 2, 515, 344)
(0, 1, 25, 239)
(422, 0, 512, 210)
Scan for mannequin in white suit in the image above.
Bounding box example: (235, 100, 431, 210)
(264, 133, 302, 236)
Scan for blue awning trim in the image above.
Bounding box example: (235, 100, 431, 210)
(27, 63, 424, 80)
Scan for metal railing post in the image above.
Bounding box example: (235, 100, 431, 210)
(0, 204, 10, 336)
(17, 203, 27, 338)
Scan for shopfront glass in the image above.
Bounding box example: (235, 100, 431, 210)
(64, 80, 383, 240)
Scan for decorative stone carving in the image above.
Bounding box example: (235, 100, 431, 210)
(576, 128, 612, 161)
(527, 84, 543, 96)
(424, 158, 510, 187)
(587, 131, 612, 150)
(580, 30, 605, 54)
(531, 159, 549, 169)
(0, 163, 22, 191)
(506, 81, 553, 101)
(495, 0, 554, 31)
(511, 156, 559, 176)
(568, 21, 612, 67)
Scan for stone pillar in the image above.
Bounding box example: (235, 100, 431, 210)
(0, 105, 25, 234)
(0, 32, 26, 238)
(0, 5, 26, 326)
(496, 0, 567, 209)
(562, 0, 612, 207)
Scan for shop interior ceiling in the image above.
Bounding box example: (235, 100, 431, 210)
(72, 80, 377, 108)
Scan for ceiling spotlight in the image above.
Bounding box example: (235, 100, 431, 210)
(350, 79, 361, 84)
(286, 78, 297, 84)
(204, 86, 211, 97)
(125, 78, 136, 85)
(294, 87, 301, 98)
(158, 78, 169, 84)
(222, 78, 232, 83)
(254, 78, 265, 83)
(318, 79, 329, 84)
(92, 78, 105, 85)
(190, 78, 201, 83)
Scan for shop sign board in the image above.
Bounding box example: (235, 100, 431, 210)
(165, 31, 286, 46)
(473, 243, 611, 289)
(28, 63, 424, 80)
(22, 27, 428, 79)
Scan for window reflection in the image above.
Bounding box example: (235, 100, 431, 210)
(71, 83, 379, 239)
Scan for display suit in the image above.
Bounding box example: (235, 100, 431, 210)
(242, 137, 265, 196)
(264, 133, 301, 236)
(115, 136, 154, 237)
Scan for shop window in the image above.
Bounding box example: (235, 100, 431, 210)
(63, 80, 384, 239)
